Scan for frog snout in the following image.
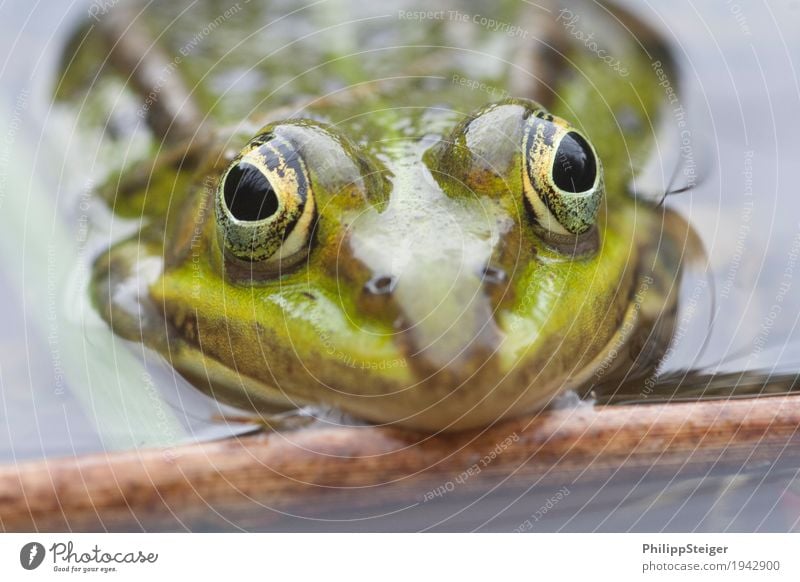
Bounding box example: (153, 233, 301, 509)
(360, 259, 505, 379)
(348, 173, 509, 379)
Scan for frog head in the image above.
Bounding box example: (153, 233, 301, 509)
(139, 96, 640, 432)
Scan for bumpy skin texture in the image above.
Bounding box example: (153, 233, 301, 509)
(78, 1, 685, 431)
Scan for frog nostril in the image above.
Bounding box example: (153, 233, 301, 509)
(481, 265, 507, 285)
(364, 274, 397, 295)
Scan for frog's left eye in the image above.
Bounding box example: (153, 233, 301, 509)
(215, 135, 316, 264)
(522, 115, 603, 236)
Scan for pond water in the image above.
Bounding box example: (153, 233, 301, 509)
(1, 0, 799, 531)
(0, 0, 256, 462)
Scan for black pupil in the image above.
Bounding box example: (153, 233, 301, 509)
(552, 131, 597, 193)
(223, 162, 279, 221)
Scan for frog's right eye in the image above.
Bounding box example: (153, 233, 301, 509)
(215, 135, 316, 264)
(522, 114, 603, 236)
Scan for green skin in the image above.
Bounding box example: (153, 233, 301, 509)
(80, 1, 689, 431)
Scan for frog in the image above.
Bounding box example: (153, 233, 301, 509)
(58, 0, 695, 432)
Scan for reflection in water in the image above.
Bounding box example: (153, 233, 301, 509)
(1, 0, 800, 531)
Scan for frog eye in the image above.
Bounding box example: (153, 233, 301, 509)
(522, 115, 603, 235)
(215, 135, 316, 263)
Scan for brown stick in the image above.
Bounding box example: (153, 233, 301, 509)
(2, 395, 800, 531)
(99, 6, 205, 143)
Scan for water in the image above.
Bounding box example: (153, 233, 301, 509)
(1, 0, 799, 530)
(644, 0, 800, 380)
(0, 0, 254, 463)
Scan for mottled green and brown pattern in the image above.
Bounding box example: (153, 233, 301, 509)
(63, 0, 692, 431)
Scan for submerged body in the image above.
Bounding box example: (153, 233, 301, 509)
(62, 0, 693, 431)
